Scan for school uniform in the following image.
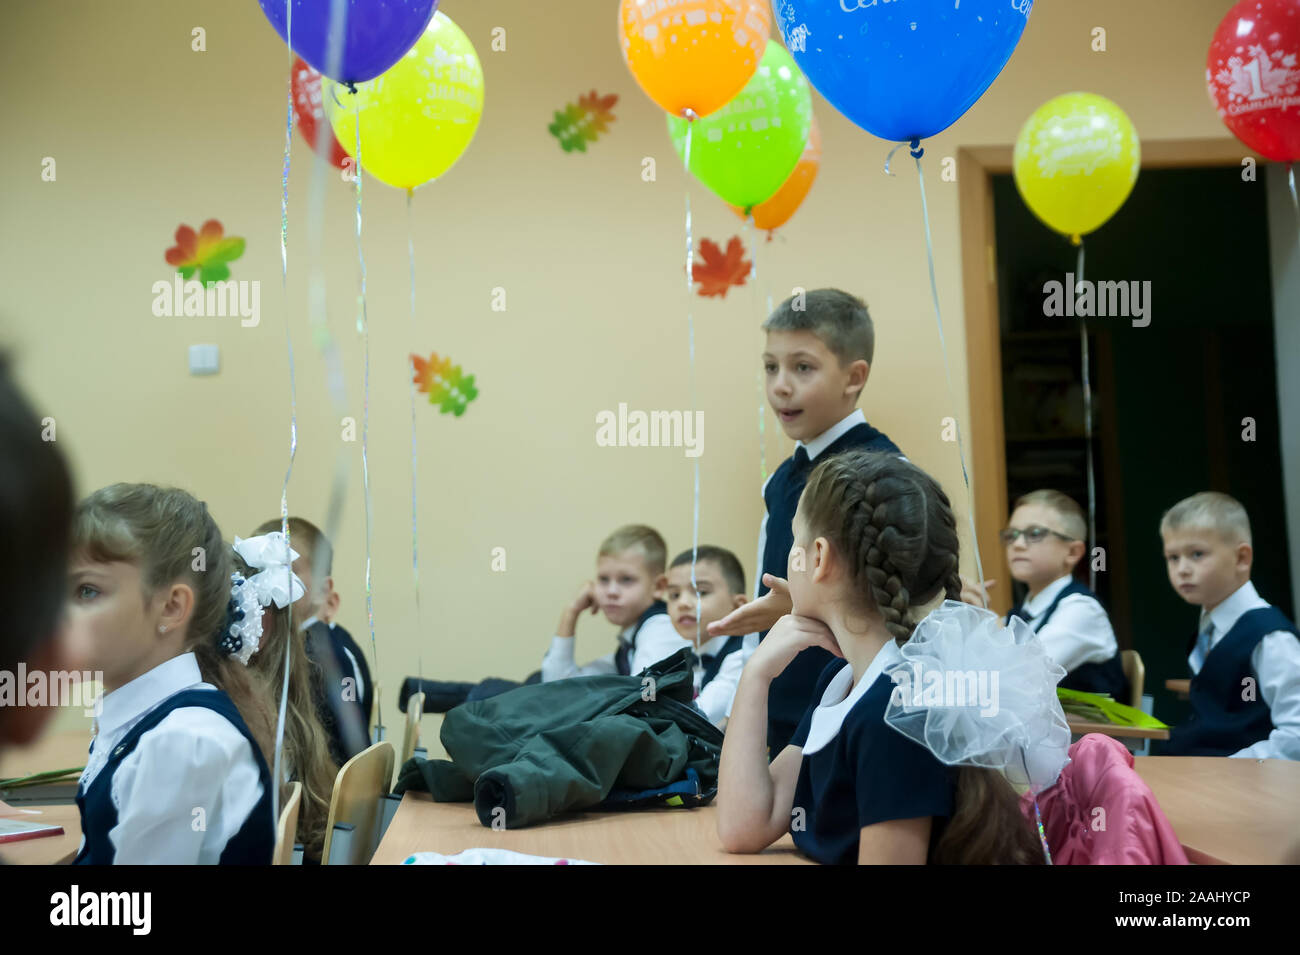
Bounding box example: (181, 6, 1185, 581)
(73, 653, 273, 865)
(1006, 575, 1128, 701)
(1163, 581, 1300, 759)
(638, 630, 751, 726)
(788, 640, 956, 865)
(754, 409, 902, 753)
(331, 622, 373, 727)
(541, 600, 675, 681)
(303, 618, 372, 764)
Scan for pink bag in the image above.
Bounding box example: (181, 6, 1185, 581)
(1023, 734, 1189, 865)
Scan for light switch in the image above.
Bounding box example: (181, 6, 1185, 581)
(189, 344, 220, 376)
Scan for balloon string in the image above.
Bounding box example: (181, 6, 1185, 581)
(683, 113, 703, 690)
(1077, 241, 1096, 592)
(270, 0, 296, 827)
(911, 147, 986, 594)
(406, 191, 423, 685)
(744, 214, 768, 487)
(354, 95, 381, 725)
(1290, 164, 1299, 225)
(304, 0, 359, 745)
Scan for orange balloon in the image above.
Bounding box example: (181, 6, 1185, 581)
(619, 0, 769, 118)
(732, 117, 821, 232)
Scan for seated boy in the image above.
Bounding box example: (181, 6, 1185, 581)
(999, 490, 1128, 700)
(706, 289, 902, 753)
(254, 516, 372, 761)
(404, 524, 679, 713)
(1160, 492, 1300, 759)
(662, 546, 753, 729)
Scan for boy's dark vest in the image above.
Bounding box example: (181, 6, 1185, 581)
(615, 601, 668, 676)
(761, 421, 900, 753)
(699, 635, 745, 686)
(74, 688, 275, 865)
(1007, 580, 1129, 701)
(1164, 606, 1299, 757)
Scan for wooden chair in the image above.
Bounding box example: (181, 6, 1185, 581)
(321, 741, 396, 865)
(400, 691, 426, 767)
(273, 781, 302, 866)
(1121, 650, 1145, 710)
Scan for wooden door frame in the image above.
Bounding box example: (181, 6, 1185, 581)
(957, 137, 1260, 618)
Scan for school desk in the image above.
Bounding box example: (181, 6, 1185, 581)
(374, 757, 1300, 866)
(0, 802, 80, 865)
(1065, 713, 1170, 742)
(1133, 756, 1300, 865)
(0, 729, 90, 804)
(371, 793, 813, 865)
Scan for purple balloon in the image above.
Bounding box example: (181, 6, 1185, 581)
(258, 0, 438, 86)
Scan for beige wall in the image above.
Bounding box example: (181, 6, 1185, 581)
(1, 1, 1236, 744)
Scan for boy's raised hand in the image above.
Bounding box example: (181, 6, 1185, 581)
(557, 581, 600, 638)
(959, 575, 997, 609)
(748, 613, 842, 682)
(707, 574, 793, 637)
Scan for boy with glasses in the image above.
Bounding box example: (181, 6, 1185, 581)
(996, 489, 1128, 700)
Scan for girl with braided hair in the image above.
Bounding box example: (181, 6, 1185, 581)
(717, 451, 1046, 864)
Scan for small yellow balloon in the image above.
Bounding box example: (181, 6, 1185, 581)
(326, 12, 484, 192)
(1013, 93, 1140, 241)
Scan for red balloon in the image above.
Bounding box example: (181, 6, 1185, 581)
(1207, 0, 1300, 162)
(291, 56, 349, 170)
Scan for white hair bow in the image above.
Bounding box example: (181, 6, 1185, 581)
(233, 532, 306, 609)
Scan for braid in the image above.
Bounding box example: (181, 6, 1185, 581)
(801, 451, 963, 643)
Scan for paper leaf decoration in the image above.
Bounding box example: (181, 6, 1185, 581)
(165, 219, 246, 285)
(548, 90, 618, 153)
(690, 236, 750, 298)
(412, 352, 479, 417)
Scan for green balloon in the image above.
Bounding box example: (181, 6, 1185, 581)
(668, 44, 813, 213)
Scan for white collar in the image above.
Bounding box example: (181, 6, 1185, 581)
(96, 652, 205, 739)
(299, 614, 321, 632)
(1203, 580, 1266, 637)
(801, 639, 903, 756)
(1022, 574, 1075, 619)
(798, 409, 866, 462)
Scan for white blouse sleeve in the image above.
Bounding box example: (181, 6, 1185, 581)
(628, 616, 690, 677)
(695, 647, 746, 726)
(109, 707, 264, 864)
(1233, 632, 1300, 760)
(1034, 594, 1119, 674)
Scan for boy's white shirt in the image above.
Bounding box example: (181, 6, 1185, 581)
(79, 652, 264, 864)
(1189, 580, 1300, 761)
(541, 611, 679, 683)
(1018, 573, 1119, 673)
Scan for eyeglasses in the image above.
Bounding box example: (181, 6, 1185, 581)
(999, 525, 1077, 545)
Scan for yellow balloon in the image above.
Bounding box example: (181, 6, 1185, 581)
(1012, 93, 1140, 242)
(326, 12, 484, 192)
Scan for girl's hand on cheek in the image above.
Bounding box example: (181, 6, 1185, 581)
(750, 614, 842, 681)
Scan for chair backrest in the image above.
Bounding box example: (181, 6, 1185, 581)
(401, 691, 425, 767)
(321, 741, 395, 865)
(1121, 650, 1145, 709)
(273, 781, 302, 866)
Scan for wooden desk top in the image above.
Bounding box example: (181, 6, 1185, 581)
(371, 794, 813, 865)
(1165, 679, 1191, 699)
(1133, 756, 1300, 865)
(0, 803, 81, 865)
(0, 729, 91, 782)
(1066, 713, 1170, 741)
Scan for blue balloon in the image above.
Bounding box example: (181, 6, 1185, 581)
(259, 0, 438, 86)
(772, 0, 1032, 142)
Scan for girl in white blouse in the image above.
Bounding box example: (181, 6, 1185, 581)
(65, 484, 282, 864)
